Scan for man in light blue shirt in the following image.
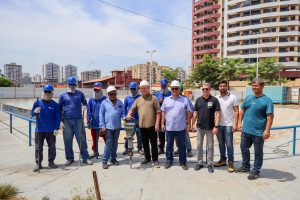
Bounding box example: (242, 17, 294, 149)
(99, 86, 125, 169)
(161, 80, 192, 170)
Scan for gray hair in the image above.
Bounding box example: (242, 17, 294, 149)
(252, 78, 265, 86)
(203, 82, 211, 88)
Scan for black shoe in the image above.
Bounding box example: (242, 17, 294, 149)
(194, 164, 204, 171)
(164, 161, 172, 169)
(187, 150, 193, 157)
(158, 149, 165, 155)
(33, 163, 42, 172)
(65, 160, 74, 166)
(102, 162, 108, 169)
(181, 164, 188, 170)
(248, 170, 259, 180)
(208, 165, 214, 173)
(235, 166, 250, 173)
(89, 152, 99, 159)
(83, 159, 93, 165)
(140, 159, 151, 165)
(111, 159, 119, 165)
(122, 149, 128, 155)
(48, 161, 57, 169)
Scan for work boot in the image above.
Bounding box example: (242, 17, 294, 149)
(235, 166, 250, 173)
(65, 160, 74, 166)
(33, 163, 42, 172)
(208, 165, 214, 173)
(187, 150, 193, 157)
(140, 159, 151, 165)
(154, 161, 160, 168)
(122, 149, 128, 155)
(164, 161, 172, 169)
(138, 149, 144, 156)
(194, 164, 203, 171)
(214, 160, 227, 167)
(248, 170, 260, 180)
(227, 161, 235, 173)
(102, 162, 108, 169)
(83, 159, 93, 165)
(181, 164, 188, 170)
(48, 161, 57, 169)
(158, 148, 165, 155)
(111, 159, 119, 165)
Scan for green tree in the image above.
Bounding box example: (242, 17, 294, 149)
(0, 77, 13, 87)
(162, 68, 179, 82)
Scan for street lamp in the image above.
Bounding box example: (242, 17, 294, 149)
(146, 50, 156, 89)
(249, 31, 260, 78)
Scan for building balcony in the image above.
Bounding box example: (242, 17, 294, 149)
(194, 13, 221, 23)
(193, 22, 220, 32)
(193, 40, 220, 47)
(194, 4, 221, 15)
(193, 48, 220, 55)
(194, 0, 214, 7)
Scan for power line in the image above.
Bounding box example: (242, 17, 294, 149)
(94, 0, 192, 30)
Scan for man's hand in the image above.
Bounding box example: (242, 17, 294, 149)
(87, 123, 92, 129)
(101, 127, 107, 133)
(237, 123, 242, 132)
(192, 125, 197, 133)
(125, 116, 131, 122)
(186, 125, 191, 133)
(262, 130, 270, 140)
(155, 123, 160, 132)
(232, 125, 237, 133)
(212, 127, 218, 135)
(53, 130, 59, 136)
(59, 122, 64, 130)
(82, 106, 87, 112)
(34, 107, 41, 114)
(161, 124, 166, 132)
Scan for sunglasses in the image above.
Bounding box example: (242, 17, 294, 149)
(108, 93, 117, 96)
(44, 91, 52, 94)
(130, 88, 136, 91)
(171, 88, 179, 91)
(202, 88, 209, 91)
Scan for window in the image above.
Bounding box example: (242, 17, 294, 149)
(263, 18, 276, 23)
(280, 17, 288, 22)
(290, 47, 294, 51)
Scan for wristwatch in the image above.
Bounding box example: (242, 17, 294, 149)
(214, 125, 219, 128)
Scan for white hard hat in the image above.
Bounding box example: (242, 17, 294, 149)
(139, 80, 150, 87)
(107, 86, 117, 94)
(170, 80, 180, 87)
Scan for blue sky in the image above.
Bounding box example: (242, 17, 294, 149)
(0, 0, 192, 76)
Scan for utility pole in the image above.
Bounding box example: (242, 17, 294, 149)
(146, 50, 156, 89)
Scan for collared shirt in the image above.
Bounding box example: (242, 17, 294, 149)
(241, 95, 273, 137)
(155, 89, 172, 105)
(87, 96, 107, 128)
(161, 95, 192, 131)
(99, 98, 125, 130)
(194, 95, 220, 130)
(181, 95, 195, 112)
(130, 94, 160, 128)
(216, 92, 239, 126)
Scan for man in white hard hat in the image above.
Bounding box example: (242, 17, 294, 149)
(126, 80, 161, 168)
(99, 86, 125, 169)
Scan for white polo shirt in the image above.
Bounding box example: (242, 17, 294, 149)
(216, 92, 239, 126)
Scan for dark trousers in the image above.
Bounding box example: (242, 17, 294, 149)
(166, 130, 187, 165)
(140, 127, 158, 161)
(35, 132, 56, 164)
(158, 131, 165, 150)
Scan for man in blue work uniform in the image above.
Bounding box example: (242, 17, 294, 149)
(122, 82, 143, 156)
(236, 78, 274, 180)
(155, 78, 171, 155)
(59, 76, 93, 166)
(87, 82, 107, 158)
(31, 84, 60, 172)
(99, 86, 125, 169)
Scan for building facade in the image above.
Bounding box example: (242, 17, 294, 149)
(43, 62, 60, 84)
(81, 70, 101, 82)
(21, 73, 31, 85)
(64, 64, 77, 81)
(4, 62, 22, 86)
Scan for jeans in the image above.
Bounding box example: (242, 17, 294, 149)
(91, 128, 106, 153)
(140, 127, 158, 161)
(240, 132, 264, 173)
(63, 119, 89, 161)
(103, 129, 120, 162)
(166, 130, 187, 165)
(158, 131, 165, 150)
(176, 132, 192, 151)
(125, 128, 143, 150)
(35, 132, 56, 164)
(197, 128, 214, 166)
(217, 126, 234, 162)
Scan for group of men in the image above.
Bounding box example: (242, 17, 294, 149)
(31, 76, 273, 180)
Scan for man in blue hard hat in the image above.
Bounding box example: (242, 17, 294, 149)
(155, 78, 171, 155)
(122, 82, 143, 156)
(59, 76, 93, 166)
(31, 84, 61, 172)
(87, 82, 107, 158)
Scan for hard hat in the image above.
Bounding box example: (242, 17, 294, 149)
(107, 86, 117, 94)
(93, 82, 102, 89)
(160, 78, 169, 86)
(139, 80, 150, 87)
(67, 76, 77, 85)
(129, 82, 138, 89)
(170, 80, 180, 87)
(43, 84, 54, 91)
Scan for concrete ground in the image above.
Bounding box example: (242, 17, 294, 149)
(0, 107, 300, 200)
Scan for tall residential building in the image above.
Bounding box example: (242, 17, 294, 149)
(43, 62, 60, 84)
(177, 67, 187, 82)
(192, 0, 223, 68)
(64, 64, 78, 81)
(33, 74, 42, 83)
(81, 70, 101, 82)
(4, 62, 22, 86)
(224, 0, 300, 69)
(21, 73, 31, 85)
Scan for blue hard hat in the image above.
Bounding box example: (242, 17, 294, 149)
(43, 84, 54, 91)
(129, 82, 138, 89)
(67, 76, 77, 85)
(93, 82, 102, 89)
(160, 78, 169, 86)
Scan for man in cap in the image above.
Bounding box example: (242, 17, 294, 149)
(126, 80, 161, 168)
(161, 80, 192, 170)
(99, 86, 125, 169)
(123, 82, 143, 156)
(59, 76, 93, 166)
(31, 84, 60, 172)
(87, 82, 107, 158)
(155, 78, 171, 154)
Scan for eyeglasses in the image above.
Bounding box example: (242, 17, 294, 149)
(202, 88, 209, 91)
(171, 88, 179, 91)
(108, 93, 117, 96)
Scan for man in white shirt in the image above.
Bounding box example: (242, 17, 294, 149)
(214, 80, 239, 173)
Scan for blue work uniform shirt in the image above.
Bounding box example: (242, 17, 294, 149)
(31, 99, 61, 133)
(241, 95, 274, 137)
(155, 90, 172, 105)
(124, 94, 141, 121)
(99, 98, 125, 130)
(87, 96, 107, 128)
(161, 95, 192, 131)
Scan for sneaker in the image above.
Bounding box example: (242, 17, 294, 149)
(33, 163, 42, 172)
(187, 150, 193, 157)
(208, 165, 214, 173)
(227, 162, 235, 173)
(65, 160, 74, 166)
(248, 170, 260, 180)
(158, 149, 165, 155)
(164, 161, 172, 169)
(154, 161, 160, 168)
(111, 159, 119, 165)
(235, 166, 250, 173)
(89, 152, 98, 159)
(122, 149, 128, 155)
(102, 162, 108, 169)
(214, 160, 227, 167)
(140, 159, 151, 165)
(83, 159, 93, 165)
(174, 149, 179, 155)
(194, 164, 204, 171)
(181, 164, 188, 170)
(48, 161, 58, 169)
(138, 149, 144, 156)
